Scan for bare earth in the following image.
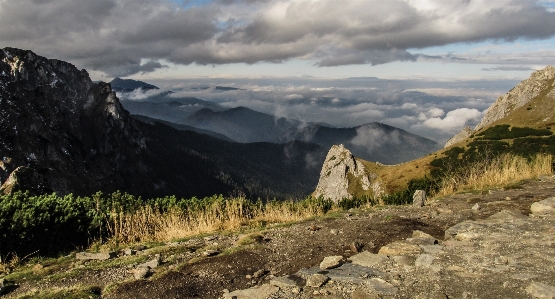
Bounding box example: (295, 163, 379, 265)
(4, 176, 555, 299)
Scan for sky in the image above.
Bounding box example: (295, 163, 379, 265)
(2, 0, 555, 143)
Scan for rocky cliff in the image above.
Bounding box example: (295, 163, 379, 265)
(445, 65, 555, 147)
(313, 144, 383, 202)
(0, 48, 325, 199)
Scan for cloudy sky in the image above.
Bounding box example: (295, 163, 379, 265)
(2, 0, 555, 143)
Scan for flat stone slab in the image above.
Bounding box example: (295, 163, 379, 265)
(365, 278, 398, 295)
(378, 241, 422, 256)
(224, 284, 279, 299)
(269, 276, 299, 288)
(531, 197, 555, 214)
(75, 252, 114, 260)
(349, 251, 388, 267)
(306, 274, 329, 288)
(526, 282, 555, 298)
(298, 263, 383, 284)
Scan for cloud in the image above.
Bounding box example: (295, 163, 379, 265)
(411, 107, 483, 141)
(350, 125, 400, 154)
(482, 66, 536, 72)
(1, 0, 555, 75)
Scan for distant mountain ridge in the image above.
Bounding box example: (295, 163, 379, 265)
(114, 79, 440, 164)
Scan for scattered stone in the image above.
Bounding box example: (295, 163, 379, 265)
(330, 229, 338, 235)
(203, 250, 220, 257)
(224, 284, 279, 299)
(531, 197, 555, 214)
(415, 254, 435, 268)
(75, 252, 114, 261)
(299, 263, 381, 284)
(306, 274, 329, 288)
(349, 251, 388, 267)
(270, 276, 298, 288)
(526, 282, 555, 298)
(413, 190, 426, 207)
(133, 266, 150, 280)
(505, 196, 512, 201)
(472, 203, 481, 211)
(488, 209, 526, 220)
(350, 241, 363, 253)
(139, 255, 161, 269)
(378, 241, 422, 256)
(320, 255, 343, 269)
(123, 248, 135, 256)
(412, 230, 434, 239)
(132, 245, 147, 251)
(436, 207, 453, 215)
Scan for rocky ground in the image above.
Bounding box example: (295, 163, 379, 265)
(2, 176, 555, 299)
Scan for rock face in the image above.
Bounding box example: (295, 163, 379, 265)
(475, 65, 555, 132)
(313, 144, 382, 202)
(444, 126, 472, 148)
(444, 65, 555, 147)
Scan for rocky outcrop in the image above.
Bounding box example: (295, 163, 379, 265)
(444, 126, 472, 148)
(313, 144, 383, 202)
(445, 65, 555, 147)
(475, 65, 555, 132)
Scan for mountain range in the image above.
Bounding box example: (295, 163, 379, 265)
(113, 79, 441, 164)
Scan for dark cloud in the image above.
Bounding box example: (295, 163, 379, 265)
(1, 0, 555, 75)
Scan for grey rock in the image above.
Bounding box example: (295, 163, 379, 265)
(224, 284, 279, 299)
(413, 190, 426, 207)
(531, 197, 555, 214)
(320, 255, 343, 269)
(313, 144, 382, 202)
(270, 276, 298, 288)
(365, 278, 398, 295)
(133, 266, 150, 280)
(392, 255, 415, 266)
(472, 203, 481, 211)
(526, 282, 555, 298)
(139, 255, 161, 269)
(306, 274, 329, 288)
(349, 251, 388, 267)
(75, 252, 114, 261)
(445, 126, 473, 148)
(252, 269, 266, 278)
(474, 66, 555, 131)
(415, 254, 435, 268)
(202, 250, 220, 257)
(299, 263, 382, 284)
(378, 241, 422, 256)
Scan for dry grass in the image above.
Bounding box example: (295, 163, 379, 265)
(436, 153, 552, 196)
(104, 197, 332, 245)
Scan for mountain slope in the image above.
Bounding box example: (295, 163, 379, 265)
(0, 47, 325, 199)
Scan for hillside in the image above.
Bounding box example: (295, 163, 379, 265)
(0, 47, 325, 200)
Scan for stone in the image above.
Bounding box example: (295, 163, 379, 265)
(224, 284, 279, 299)
(299, 263, 382, 284)
(526, 282, 555, 298)
(75, 252, 114, 261)
(320, 255, 343, 269)
(133, 266, 150, 280)
(378, 241, 422, 256)
(330, 229, 338, 235)
(349, 251, 388, 267)
(413, 190, 426, 207)
(202, 250, 220, 257)
(313, 144, 382, 202)
(350, 241, 363, 253)
(444, 126, 473, 148)
(531, 197, 555, 214)
(472, 203, 481, 211)
(269, 276, 298, 288)
(365, 278, 398, 295)
(306, 274, 329, 288)
(139, 255, 161, 269)
(123, 248, 134, 256)
(252, 269, 266, 278)
(392, 255, 415, 266)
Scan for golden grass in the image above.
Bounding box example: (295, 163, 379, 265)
(105, 198, 332, 245)
(436, 153, 552, 196)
